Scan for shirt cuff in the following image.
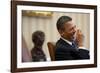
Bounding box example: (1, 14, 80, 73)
(79, 46, 87, 50)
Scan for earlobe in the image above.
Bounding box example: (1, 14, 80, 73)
(61, 33, 64, 36)
(59, 30, 64, 36)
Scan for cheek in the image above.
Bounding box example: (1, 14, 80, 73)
(68, 33, 73, 37)
(64, 32, 71, 37)
(63, 30, 73, 37)
(67, 32, 74, 38)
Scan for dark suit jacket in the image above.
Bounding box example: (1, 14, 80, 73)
(55, 38, 90, 61)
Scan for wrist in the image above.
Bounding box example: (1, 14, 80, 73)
(78, 43, 84, 47)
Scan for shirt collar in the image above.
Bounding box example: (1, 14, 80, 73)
(61, 37, 72, 45)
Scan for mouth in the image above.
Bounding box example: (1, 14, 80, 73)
(71, 33, 76, 40)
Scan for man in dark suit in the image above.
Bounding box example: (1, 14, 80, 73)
(55, 16, 90, 61)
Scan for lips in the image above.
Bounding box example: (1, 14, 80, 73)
(71, 32, 76, 39)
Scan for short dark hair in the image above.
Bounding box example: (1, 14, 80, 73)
(32, 31, 45, 46)
(56, 16, 72, 30)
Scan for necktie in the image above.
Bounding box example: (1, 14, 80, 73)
(72, 42, 78, 50)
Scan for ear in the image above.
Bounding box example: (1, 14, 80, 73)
(58, 30, 64, 36)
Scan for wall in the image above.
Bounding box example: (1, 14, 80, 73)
(0, 0, 99, 73)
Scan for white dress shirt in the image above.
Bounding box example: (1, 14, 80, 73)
(61, 37, 87, 50)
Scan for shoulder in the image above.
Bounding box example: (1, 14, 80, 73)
(55, 39, 71, 52)
(56, 38, 72, 48)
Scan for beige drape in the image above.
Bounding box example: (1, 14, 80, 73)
(22, 36, 32, 62)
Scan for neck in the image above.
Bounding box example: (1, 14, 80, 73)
(62, 36, 73, 42)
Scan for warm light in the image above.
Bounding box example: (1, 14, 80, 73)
(22, 10, 53, 17)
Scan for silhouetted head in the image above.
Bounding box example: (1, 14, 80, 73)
(32, 31, 45, 47)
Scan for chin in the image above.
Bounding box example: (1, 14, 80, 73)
(71, 37, 75, 41)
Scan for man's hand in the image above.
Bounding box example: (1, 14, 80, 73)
(75, 29, 84, 47)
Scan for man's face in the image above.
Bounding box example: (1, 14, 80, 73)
(61, 21, 77, 41)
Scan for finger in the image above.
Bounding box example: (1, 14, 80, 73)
(78, 29, 81, 33)
(78, 29, 83, 34)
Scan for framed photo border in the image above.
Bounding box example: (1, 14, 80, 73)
(11, 1, 97, 73)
